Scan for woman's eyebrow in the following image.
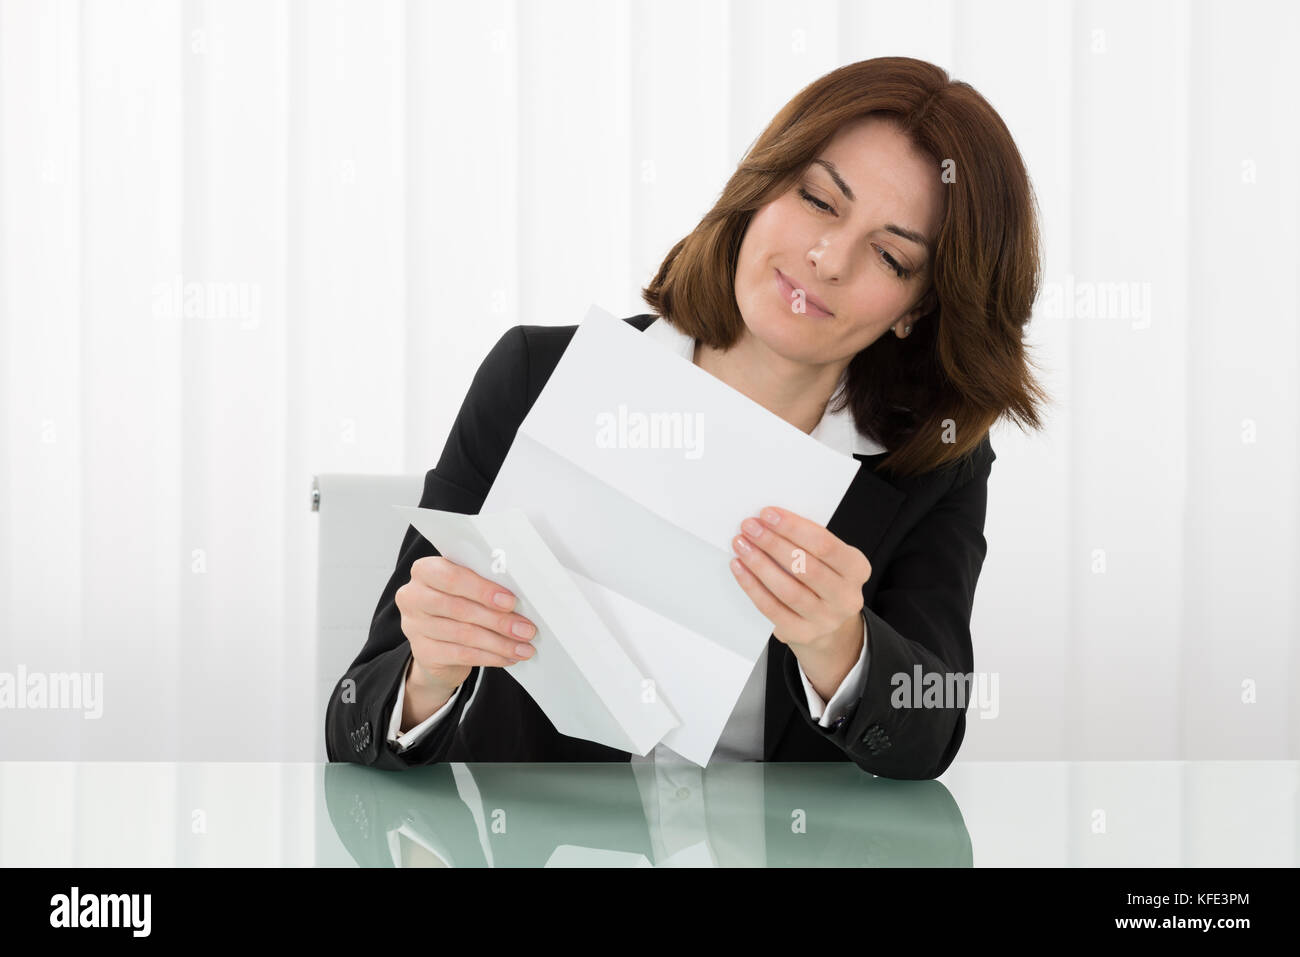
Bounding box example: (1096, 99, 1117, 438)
(810, 158, 930, 251)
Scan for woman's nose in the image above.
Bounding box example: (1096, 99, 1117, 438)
(808, 248, 841, 284)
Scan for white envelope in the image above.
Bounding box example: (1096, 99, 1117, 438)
(394, 505, 680, 757)
(475, 304, 862, 765)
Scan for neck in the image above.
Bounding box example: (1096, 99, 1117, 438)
(693, 330, 847, 435)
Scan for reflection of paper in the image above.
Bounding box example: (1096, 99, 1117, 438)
(478, 304, 862, 765)
(660, 840, 718, 868)
(545, 845, 653, 868)
(394, 506, 679, 757)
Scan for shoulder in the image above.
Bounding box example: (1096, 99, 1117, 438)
(463, 314, 658, 426)
(509, 313, 659, 406)
(862, 432, 996, 546)
(953, 432, 996, 485)
(866, 430, 996, 497)
(924, 433, 996, 513)
(920, 431, 997, 490)
(516, 313, 657, 353)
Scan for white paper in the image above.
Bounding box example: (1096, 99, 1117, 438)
(476, 304, 862, 765)
(393, 505, 680, 757)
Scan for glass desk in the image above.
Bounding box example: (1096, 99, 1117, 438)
(0, 761, 1293, 867)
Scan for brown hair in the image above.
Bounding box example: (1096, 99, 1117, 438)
(640, 56, 1049, 478)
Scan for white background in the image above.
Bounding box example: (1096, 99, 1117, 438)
(1, 0, 1296, 763)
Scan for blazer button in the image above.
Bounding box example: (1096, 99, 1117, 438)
(861, 724, 891, 755)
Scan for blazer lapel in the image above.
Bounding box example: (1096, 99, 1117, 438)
(763, 453, 907, 759)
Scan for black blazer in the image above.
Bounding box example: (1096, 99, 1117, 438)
(326, 314, 996, 779)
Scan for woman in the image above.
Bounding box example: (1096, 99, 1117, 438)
(326, 56, 1048, 779)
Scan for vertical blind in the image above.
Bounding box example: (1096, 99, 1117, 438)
(0, 0, 1296, 771)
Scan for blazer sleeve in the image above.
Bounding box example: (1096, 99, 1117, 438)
(325, 326, 531, 768)
(785, 435, 996, 780)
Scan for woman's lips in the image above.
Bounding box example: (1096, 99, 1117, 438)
(774, 269, 832, 317)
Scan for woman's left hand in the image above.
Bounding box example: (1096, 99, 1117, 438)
(729, 506, 873, 662)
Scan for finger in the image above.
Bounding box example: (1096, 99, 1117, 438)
(419, 636, 522, 669)
(406, 614, 536, 665)
(754, 507, 870, 580)
(729, 557, 801, 634)
(402, 580, 536, 642)
(737, 516, 839, 600)
(732, 533, 820, 619)
(411, 555, 519, 612)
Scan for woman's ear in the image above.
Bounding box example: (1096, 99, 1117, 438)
(895, 287, 938, 337)
(914, 285, 939, 318)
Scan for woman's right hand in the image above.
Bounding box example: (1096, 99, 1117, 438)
(395, 555, 537, 696)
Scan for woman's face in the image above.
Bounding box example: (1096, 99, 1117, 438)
(733, 115, 946, 366)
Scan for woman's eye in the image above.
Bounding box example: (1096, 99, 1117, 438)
(797, 187, 833, 214)
(799, 185, 911, 280)
(875, 245, 911, 279)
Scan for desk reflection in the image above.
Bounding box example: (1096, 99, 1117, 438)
(324, 761, 971, 867)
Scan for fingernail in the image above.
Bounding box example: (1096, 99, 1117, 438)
(761, 508, 781, 525)
(515, 644, 534, 658)
(493, 592, 514, 609)
(512, 621, 534, 639)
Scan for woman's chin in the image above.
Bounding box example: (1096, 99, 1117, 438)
(746, 316, 829, 363)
